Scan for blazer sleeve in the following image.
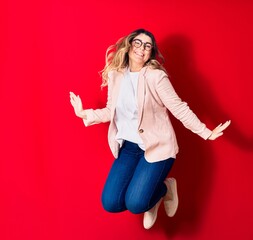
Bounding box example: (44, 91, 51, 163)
(83, 74, 113, 127)
(155, 71, 212, 140)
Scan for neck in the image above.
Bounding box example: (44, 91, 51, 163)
(129, 63, 143, 72)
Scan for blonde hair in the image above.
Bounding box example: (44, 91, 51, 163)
(100, 29, 166, 87)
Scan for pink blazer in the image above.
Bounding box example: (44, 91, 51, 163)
(83, 66, 212, 163)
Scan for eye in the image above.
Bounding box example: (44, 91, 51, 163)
(145, 43, 152, 50)
(133, 39, 142, 48)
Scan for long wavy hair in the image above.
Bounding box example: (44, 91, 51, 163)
(100, 29, 166, 87)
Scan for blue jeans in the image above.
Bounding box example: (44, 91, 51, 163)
(101, 141, 175, 214)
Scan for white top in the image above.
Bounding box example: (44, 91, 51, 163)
(114, 69, 145, 150)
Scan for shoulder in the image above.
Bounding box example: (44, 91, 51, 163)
(145, 67, 168, 79)
(108, 68, 126, 79)
(107, 69, 125, 88)
(144, 67, 169, 87)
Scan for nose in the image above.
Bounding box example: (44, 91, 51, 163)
(140, 44, 145, 51)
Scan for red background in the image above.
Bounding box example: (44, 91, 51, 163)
(1, 0, 253, 239)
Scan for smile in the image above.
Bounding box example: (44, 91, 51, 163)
(134, 51, 144, 58)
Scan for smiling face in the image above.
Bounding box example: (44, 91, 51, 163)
(128, 33, 153, 72)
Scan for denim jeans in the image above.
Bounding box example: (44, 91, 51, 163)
(101, 141, 175, 214)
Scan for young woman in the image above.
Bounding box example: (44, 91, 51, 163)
(70, 29, 230, 229)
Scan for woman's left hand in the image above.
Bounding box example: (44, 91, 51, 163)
(69, 92, 86, 119)
(208, 120, 231, 140)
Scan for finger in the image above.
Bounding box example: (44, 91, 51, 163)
(70, 100, 76, 108)
(70, 92, 77, 99)
(212, 132, 223, 140)
(218, 121, 231, 131)
(225, 120, 231, 127)
(77, 95, 83, 104)
(223, 120, 231, 127)
(70, 97, 76, 103)
(216, 132, 223, 138)
(70, 94, 76, 101)
(70, 97, 77, 104)
(70, 98, 77, 107)
(72, 94, 79, 102)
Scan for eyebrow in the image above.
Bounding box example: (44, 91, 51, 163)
(133, 38, 153, 45)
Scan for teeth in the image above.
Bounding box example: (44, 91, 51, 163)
(135, 51, 144, 57)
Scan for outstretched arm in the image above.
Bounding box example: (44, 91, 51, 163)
(69, 88, 111, 126)
(208, 120, 231, 140)
(155, 73, 231, 140)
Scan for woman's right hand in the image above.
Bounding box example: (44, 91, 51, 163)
(69, 92, 87, 119)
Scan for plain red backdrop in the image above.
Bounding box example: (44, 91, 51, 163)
(1, 0, 253, 239)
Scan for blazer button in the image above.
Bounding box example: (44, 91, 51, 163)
(139, 129, 144, 133)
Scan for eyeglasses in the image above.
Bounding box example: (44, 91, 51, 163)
(132, 38, 153, 51)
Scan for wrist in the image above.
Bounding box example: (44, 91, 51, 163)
(208, 132, 215, 140)
(75, 110, 86, 119)
(80, 110, 87, 119)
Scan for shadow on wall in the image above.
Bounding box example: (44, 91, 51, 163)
(151, 34, 253, 236)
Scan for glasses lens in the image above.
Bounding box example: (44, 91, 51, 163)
(133, 39, 142, 48)
(144, 43, 152, 51)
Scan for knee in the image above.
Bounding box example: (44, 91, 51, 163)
(125, 195, 148, 214)
(101, 193, 124, 213)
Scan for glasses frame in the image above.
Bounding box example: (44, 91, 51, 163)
(132, 38, 153, 51)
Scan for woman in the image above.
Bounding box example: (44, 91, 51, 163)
(70, 29, 230, 229)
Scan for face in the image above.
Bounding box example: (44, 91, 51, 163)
(128, 33, 153, 71)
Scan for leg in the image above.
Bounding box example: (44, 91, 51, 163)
(125, 156, 175, 214)
(101, 141, 140, 212)
(143, 177, 178, 229)
(164, 178, 179, 217)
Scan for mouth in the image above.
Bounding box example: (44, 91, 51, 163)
(134, 51, 144, 58)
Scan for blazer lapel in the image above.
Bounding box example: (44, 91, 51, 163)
(110, 69, 125, 121)
(137, 66, 148, 126)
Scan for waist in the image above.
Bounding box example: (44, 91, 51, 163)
(121, 140, 144, 153)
